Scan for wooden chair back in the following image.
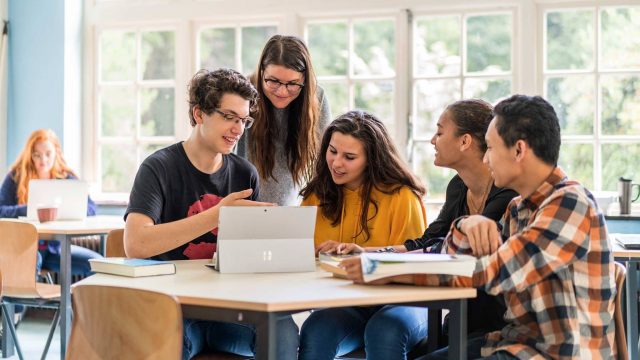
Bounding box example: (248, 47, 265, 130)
(0, 221, 39, 297)
(105, 229, 126, 257)
(66, 285, 182, 360)
(614, 262, 629, 360)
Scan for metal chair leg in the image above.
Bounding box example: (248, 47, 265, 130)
(41, 309, 60, 360)
(0, 304, 24, 360)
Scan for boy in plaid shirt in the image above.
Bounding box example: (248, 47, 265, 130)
(341, 95, 616, 359)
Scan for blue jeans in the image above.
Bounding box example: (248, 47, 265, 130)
(424, 334, 518, 360)
(182, 315, 299, 360)
(299, 305, 428, 360)
(36, 244, 103, 277)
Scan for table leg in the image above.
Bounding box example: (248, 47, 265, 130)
(626, 261, 639, 360)
(254, 312, 277, 360)
(59, 234, 72, 358)
(447, 299, 468, 360)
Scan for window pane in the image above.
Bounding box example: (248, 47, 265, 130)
(601, 75, 640, 135)
(602, 144, 640, 191)
(546, 76, 594, 135)
(141, 31, 175, 80)
(466, 14, 511, 73)
(241, 26, 277, 74)
(601, 7, 640, 70)
(307, 22, 348, 76)
(412, 142, 454, 199)
(100, 87, 136, 137)
(200, 28, 235, 70)
(545, 10, 594, 71)
(463, 78, 511, 104)
(354, 81, 394, 125)
(558, 143, 593, 190)
(101, 144, 136, 193)
(415, 16, 460, 76)
(320, 82, 349, 118)
(140, 88, 175, 137)
(353, 19, 395, 76)
(413, 79, 461, 139)
(100, 30, 135, 81)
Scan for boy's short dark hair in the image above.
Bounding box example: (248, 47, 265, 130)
(187, 68, 258, 127)
(493, 95, 561, 166)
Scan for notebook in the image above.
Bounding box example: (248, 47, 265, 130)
(27, 179, 89, 221)
(213, 206, 317, 273)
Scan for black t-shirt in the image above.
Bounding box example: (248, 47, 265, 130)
(125, 142, 260, 261)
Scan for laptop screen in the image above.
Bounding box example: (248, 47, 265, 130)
(27, 179, 88, 220)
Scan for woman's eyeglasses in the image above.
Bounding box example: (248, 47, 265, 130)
(263, 78, 304, 95)
(213, 109, 254, 129)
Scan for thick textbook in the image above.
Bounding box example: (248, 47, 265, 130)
(319, 252, 476, 282)
(89, 258, 176, 277)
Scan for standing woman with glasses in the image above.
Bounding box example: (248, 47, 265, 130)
(0, 129, 103, 277)
(237, 34, 331, 205)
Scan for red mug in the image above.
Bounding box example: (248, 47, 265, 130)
(37, 207, 58, 223)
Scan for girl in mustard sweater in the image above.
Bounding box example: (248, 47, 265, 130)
(298, 110, 428, 359)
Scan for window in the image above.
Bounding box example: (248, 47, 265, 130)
(97, 28, 176, 194)
(197, 24, 277, 74)
(544, 6, 640, 191)
(410, 12, 513, 199)
(305, 17, 397, 133)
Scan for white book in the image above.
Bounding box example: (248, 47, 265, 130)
(89, 258, 176, 277)
(360, 253, 476, 283)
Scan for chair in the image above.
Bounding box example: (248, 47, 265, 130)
(0, 221, 60, 360)
(66, 285, 183, 360)
(105, 229, 126, 257)
(614, 262, 629, 360)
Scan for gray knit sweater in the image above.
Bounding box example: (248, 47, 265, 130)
(236, 87, 331, 205)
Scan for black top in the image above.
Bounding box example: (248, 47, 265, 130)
(125, 142, 260, 261)
(405, 174, 518, 338)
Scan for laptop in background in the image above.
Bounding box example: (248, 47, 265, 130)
(27, 179, 89, 221)
(214, 206, 317, 273)
(613, 233, 640, 250)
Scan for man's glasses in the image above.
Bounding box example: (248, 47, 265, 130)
(263, 78, 304, 95)
(213, 109, 254, 129)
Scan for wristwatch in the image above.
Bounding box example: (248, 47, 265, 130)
(376, 246, 397, 253)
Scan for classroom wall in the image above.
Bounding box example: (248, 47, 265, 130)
(5, 0, 82, 172)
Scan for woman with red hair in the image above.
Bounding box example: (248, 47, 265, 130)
(0, 129, 102, 276)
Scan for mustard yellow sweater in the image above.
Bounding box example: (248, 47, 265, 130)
(301, 186, 427, 247)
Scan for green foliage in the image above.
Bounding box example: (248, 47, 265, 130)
(141, 31, 175, 80)
(601, 8, 640, 70)
(546, 10, 593, 70)
(242, 26, 277, 74)
(353, 20, 395, 76)
(558, 143, 593, 189)
(602, 76, 640, 135)
(100, 31, 135, 81)
(466, 14, 511, 73)
(602, 144, 640, 190)
(101, 87, 135, 137)
(200, 28, 235, 70)
(308, 22, 348, 76)
(415, 16, 460, 76)
(140, 88, 175, 137)
(546, 76, 594, 135)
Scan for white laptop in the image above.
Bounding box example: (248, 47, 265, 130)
(27, 179, 89, 221)
(214, 206, 317, 273)
(613, 233, 640, 250)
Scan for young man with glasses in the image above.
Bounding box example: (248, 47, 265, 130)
(124, 68, 299, 359)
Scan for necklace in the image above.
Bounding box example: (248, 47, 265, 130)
(466, 179, 493, 215)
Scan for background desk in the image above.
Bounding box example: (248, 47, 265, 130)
(76, 260, 476, 360)
(0, 215, 124, 359)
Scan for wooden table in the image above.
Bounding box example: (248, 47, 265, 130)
(613, 240, 640, 360)
(0, 215, 124, 359)
(76, 260, 476, 360)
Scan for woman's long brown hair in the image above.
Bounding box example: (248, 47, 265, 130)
(11, 129, 76, 204)
(300, 111, 426, 242)
(250, 35, 320, 185)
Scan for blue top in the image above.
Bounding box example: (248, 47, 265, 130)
(0, 171, 96, 218)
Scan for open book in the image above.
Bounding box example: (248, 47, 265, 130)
(89, 258, 176, 277)
(319, 252, 476, 283)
